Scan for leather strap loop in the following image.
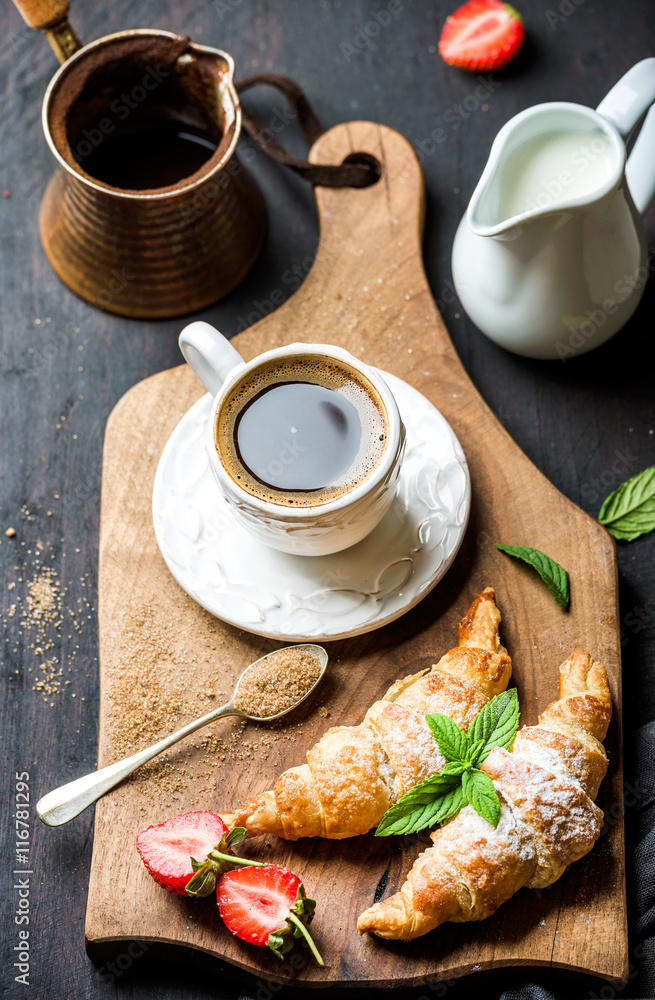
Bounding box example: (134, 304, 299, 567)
(235, 73, 378, 189)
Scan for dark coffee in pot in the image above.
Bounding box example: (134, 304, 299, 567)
(74, 121, 217, 189)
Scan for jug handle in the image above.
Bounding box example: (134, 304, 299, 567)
(596, 58, 655, 215)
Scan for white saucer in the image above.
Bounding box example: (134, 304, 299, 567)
(152, 372, 470, 641)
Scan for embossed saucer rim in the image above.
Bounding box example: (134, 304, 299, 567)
(152, 371, 471, 641)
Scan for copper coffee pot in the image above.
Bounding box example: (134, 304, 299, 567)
(12, 0, 266, 318)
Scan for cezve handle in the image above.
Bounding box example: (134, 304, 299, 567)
(11, 0, 81, 63)
(596, 58, 655, 215)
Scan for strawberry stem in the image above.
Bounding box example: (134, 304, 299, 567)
(288, 912, 324, 966)
(208, 850, 264, 868)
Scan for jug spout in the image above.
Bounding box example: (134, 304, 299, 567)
(467, 102, 624, 239)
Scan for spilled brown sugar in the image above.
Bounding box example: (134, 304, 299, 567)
(233, 647, 323, 718)
(102, 599, 324, 812)
(106, 601, 185, 758)
(2, 536, 94, 706)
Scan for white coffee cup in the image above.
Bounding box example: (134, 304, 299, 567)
(178, 321, 406, 556)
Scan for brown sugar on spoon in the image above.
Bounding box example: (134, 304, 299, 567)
(233, 647, 323, 719)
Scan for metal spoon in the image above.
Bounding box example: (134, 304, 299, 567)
(36, 643, 328, 827)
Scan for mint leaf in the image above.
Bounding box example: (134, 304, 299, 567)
(468, 690, 513, 747)
(430, 783, 466, 824)
(599, 465, 655, 541)
(468, 689, 520, 763)
(466, 739, 485, 764)
(376, 783, 466, 836)
(425, 713, 470, 762)
(375, 773, 463, 836)
(496, 543, 570, 608)
(462, 769, 501, 827)
(440, 760, 466, 778)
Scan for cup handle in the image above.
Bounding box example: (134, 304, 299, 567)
(178, 321, 245, 396)
(596, 58, 655, 215)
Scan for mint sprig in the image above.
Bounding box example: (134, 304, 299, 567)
(496, 543, 570, 608)
(599, 465, 655, 541)
(376, 689, 520, 836)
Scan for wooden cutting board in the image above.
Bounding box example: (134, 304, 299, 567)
(86, 121, 627, 989)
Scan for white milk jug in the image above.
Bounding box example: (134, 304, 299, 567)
(451, 59, 655, 360)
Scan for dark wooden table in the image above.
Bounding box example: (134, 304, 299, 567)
(1, 2, 653, 998)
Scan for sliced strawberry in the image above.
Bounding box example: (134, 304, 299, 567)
(135, 810, 262, 897)
(439, 1, 525, 72)
(217, 864, 323, 964)
(137, 811, 227, 895)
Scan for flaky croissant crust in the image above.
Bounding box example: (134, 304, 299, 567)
(222, 588, 511, 840)
(357, 648, 612, 940)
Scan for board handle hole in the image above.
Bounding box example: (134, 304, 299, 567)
(341, 152, 382, 187)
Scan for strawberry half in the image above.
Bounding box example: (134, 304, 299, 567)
(439, 0, 525, 72)
(136, 812, 259, 897)
(217, 864, 324, 965)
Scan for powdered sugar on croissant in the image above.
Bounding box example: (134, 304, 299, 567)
(357, 648, 611, 940)
(221, 588, 511, 840)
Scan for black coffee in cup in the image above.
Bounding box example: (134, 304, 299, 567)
(216, 355, 387, 507)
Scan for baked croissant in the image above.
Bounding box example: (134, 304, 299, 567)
(222, 588, 511, 840)
(357, 647, 612, 940)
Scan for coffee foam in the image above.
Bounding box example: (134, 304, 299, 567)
(216, 354, 388, 507)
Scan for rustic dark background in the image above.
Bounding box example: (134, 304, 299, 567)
(1, 1, 654, 998)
